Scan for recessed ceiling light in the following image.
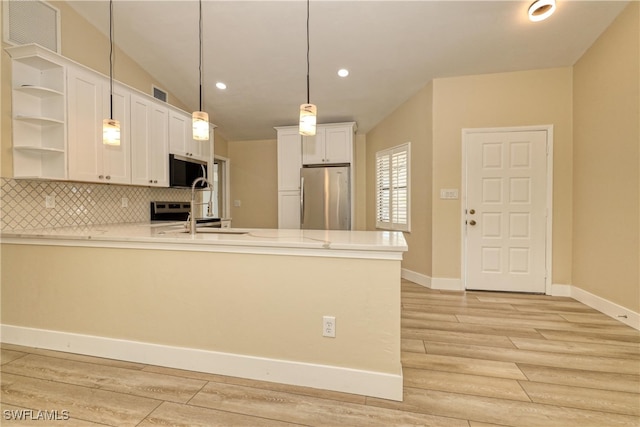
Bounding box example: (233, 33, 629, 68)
(337, 69, 349, 78)
(216, 82, 227, 90)
(528, 0, 556, 22)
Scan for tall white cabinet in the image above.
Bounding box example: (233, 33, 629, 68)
(276, 122, 356, 229)
(275, 127, 303, 229)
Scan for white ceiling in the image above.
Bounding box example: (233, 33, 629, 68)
(67, 1, 629, 141)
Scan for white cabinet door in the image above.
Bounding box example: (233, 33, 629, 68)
(68, 68, 130, 184)
(149, 103, 169, 186)
(302, 123, 354, 165)
(102, 83, 130, 185)
(169, 109, 190, 157)
(131, 94, 168, 187)
(67, 67, 104, 182)
(302, 131, 325, 165)
(278, 190, 301, 229)
(277, 129, 302, 191)
(169, 109, 210, 162)
(130, 94, 152, 186)
(324, 126, 352, 164)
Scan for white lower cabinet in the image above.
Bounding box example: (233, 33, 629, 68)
(131, 94, 169, 187)
(67, 67, 130, 184)
(278, 190, 301, 229)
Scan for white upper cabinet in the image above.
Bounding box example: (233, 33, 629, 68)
(168, 109, 210, 163)
(302, 122, 355, 165)
(131, 93, 169, 187)
(67, 66, 130, 184)
(7, 44, 67, 180)
(7, 45, 217, 187)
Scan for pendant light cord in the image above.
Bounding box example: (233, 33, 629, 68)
(199, 0, 203, 111)
(306, 0, 310, 104)
(109, 0, 114, 120)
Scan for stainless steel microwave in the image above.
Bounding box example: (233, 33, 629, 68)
(169, 154, 208, 188)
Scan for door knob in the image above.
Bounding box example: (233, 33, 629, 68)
(469, 220, 477, 226)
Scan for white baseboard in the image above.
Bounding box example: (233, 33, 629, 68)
(0, 325, 403, 401)
(400, 269, 464, 291)
(570, 287, 640, 331)
(401, 268, 431, 288)
(400, 274, 639, 331)
(550, 283, 572, 297)
(431, 277, 464, 291)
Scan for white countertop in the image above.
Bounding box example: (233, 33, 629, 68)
(1, 223, 407, 260)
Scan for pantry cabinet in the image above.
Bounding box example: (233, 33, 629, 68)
(275, 127, 302, 228)
(67, 66, 130, 184)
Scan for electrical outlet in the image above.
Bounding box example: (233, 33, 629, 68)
(121, 197, 128, 208)
(323, 316, 336, 338)
(45, 195, 55, 209)
(234, 200, 241, 207)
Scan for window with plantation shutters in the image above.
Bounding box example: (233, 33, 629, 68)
(376, 143, 411, 232)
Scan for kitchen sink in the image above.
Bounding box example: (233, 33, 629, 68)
(182, 228, 248, 235)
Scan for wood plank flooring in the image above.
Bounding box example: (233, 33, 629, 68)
(1, 280, 639, 426)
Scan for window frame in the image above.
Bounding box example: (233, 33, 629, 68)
(375, 142, 411, 232)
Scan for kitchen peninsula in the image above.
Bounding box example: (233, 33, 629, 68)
(0, 224, 407, 401)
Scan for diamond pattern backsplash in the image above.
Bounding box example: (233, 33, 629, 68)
(1, 178, 191, 231)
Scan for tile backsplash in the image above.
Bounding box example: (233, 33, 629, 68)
(1, 178, 191, 231)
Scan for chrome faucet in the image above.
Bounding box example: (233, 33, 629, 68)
(189, 176, 214, 235)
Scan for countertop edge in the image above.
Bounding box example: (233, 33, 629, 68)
(0, 225, 407, 261)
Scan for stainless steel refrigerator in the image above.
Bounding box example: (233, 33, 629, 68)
(300, 165, 350, 230)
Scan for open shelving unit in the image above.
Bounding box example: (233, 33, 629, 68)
(8, 44, 67, 180)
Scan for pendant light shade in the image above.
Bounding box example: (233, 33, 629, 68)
(103, 0, 120, 146)
(103, 118, 121, 146)
(193, 0, 209, 141)
(299, 103, 317, 136)
(192, 110, 210, 141)
(299, 0, 316, 136)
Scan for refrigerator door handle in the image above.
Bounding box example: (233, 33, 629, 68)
(300, 176, 305, 226)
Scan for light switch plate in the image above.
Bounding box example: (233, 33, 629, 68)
(440, 189, 459, 200)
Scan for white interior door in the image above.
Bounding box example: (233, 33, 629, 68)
(464, 130, 548, 293)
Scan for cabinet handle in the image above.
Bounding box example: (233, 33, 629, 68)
(98, 175, 104, 179)
(153, 180, 157, 184)
(106, 175, 111, 180)
(149, 179, 153, 183)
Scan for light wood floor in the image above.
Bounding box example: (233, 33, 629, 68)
(1, 280, 639, 426)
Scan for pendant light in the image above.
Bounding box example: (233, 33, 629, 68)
(192, 0, 209, 141)
(299, 0, 316, 136)
(102, 0, 120, 146)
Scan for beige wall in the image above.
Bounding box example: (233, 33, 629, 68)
(1, 244, 402, 376)
(228, 139, 278, 228)
(366, 83, 433, 277)
(572, 2, 639, 312)
(51, 1, 189, 112)
(432, 68, 573, 284)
